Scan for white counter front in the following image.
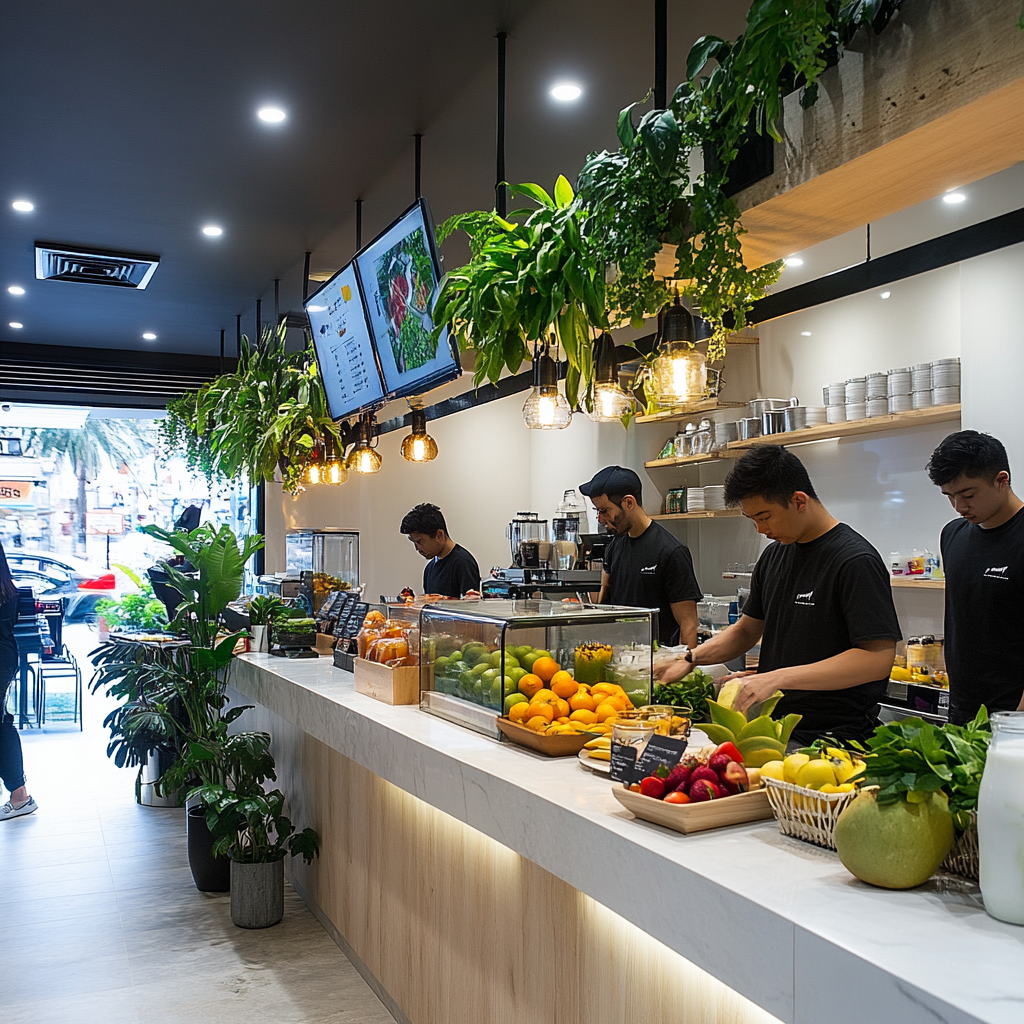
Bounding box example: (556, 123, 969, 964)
(231, 652, 1024, 1024)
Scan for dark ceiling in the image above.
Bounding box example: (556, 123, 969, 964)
(0, 0, 749, 362)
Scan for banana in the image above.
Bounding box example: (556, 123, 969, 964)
(584, 737, 611, 750)
(587, 748, 611, 761)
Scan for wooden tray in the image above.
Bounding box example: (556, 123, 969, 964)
(353, 658, 420, 705)
(612, 784, 773, 834)
(496, 717, 594, 757)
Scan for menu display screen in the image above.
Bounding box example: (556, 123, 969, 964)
(354, 200, 459, 399)
(306, 264, 385, 421)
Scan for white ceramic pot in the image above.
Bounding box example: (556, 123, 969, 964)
(251, 625, 268, 652)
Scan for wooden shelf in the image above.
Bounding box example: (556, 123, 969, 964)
(652, 509, 743, 521)
(891, 577, 945, 590)
(635, 399, 745, 425)
(645, 451, 739, 469)
(727, 405, 960, 450)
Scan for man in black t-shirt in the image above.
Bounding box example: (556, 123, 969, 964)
(658, 447, 901, 744)
(579, 466, 700, 647)
(400, 503, 480, 599)
(927, 430, 1024, 724)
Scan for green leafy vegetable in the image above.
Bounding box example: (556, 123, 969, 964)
(652, 668, 716, 722)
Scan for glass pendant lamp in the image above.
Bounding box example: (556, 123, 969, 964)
(586, 332, 634, 422)
(401, 409, 438, 463)
(522, 343, 571, 430)
(323, 436, 347, 484)
(346, 415, 382, 474)
(302, 445, 324, 486)
(652, 294, 706, 405)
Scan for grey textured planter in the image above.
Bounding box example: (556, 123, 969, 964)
(230, 859, 284, 928)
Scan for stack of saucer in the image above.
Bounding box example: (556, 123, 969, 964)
(804, 406, 828, 426)
(704, 485, 726, 511)
(867, 398, 889, 418)
(845, 402, 867, 421)
(685, 487, 705, 512)
(931, 358, 961, 405)
(911, 363, 933, 392)
(912, 389, 933, 409)
(845, 377, 868, 405)
(866, 373, 887, 401)
(887, 366, 912, 413)
(826, 382, 846, 407)
(827, 404, 846, 423)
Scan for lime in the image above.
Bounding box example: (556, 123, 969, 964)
(472, 662, 491, 677)
(481, 668, 500, 682)
(503, 654, 520, 670)
(488, 651, 503, 669)
(502, 675, 516, 696)
(434, 656, 450, 673)
(507, 667, 527, 684)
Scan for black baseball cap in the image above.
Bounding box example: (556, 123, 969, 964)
(579, 465, 642, 499)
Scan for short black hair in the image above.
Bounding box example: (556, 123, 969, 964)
(724, 446, 819, 507)
(927, 430, 1011, 487)
(605, 484, 642, 508)
(400, 503, 449, 537)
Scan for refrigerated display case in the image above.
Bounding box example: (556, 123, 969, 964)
(286, 529, 359, 611)
(419, 599, 654, 738)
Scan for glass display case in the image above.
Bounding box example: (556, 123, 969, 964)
(286, 529, 359, 611)
(419, 599, 654, 738)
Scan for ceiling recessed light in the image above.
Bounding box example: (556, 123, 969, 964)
(800, 331, 812, 336)
(142, 332, 157, 340)
(7, 286, 25, 295)
(550, 83, 582, 102)
(9, 322, 24, 329)
(257, 106, 286, 123)
(11, 200, 33, 213)
(880, 291, 891, 299)
(784, 257, 804, 267)
(943, 192, 966, 204)
(202, 224, 223, 237)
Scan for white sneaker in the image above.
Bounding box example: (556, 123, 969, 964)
(1, 797, 38, 820)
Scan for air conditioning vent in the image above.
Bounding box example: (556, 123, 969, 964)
(34, 243, 160, 289)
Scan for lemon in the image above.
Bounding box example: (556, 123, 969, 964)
(834, 757, 866, 784)
(795, 758, 838, 791)
(837, 782, 856, 793)
(760, 760, 785, 782)
(819, 783, 839, 794)
(783, 752, 810, 784)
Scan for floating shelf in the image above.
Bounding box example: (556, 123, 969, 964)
(652, 509, 743, 521)
(645, 451, 739, 469)
(891, 577, 945, 590)
(635, 399, 745, 425)
(727, 405, 961, 450)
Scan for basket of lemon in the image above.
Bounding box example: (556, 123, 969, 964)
(762, 746, 866, 850)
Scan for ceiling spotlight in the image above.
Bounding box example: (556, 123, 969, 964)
(801, 331, 812, 336)
(11, 200, 33, 213)
(7, 286, 25, 295)
(880, 291, 891, 300)
(784, 257, 804, 267)
(943, 192, 966, 204)
(257, 106, 287, 123)
(550, 83, 582, 102)
(142, 332, 157, 340)
(9, 322, 24, 329)
(202, 224, 223, 237)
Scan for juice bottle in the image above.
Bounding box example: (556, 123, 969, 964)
(978, 712, 1024, 924)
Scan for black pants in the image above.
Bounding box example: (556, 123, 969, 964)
(0, 682, 26, 793)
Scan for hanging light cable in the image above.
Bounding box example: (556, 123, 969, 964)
(522, 339, 571, 429)
(586, 332, 634, 422)
(401, 408, 438, 462)
(346, 414, 382, 474)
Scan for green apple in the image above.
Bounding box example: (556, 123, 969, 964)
(502, 675, 516, 697)
(472, 662, 491, 677)
(481, 667, 500, 683)
(434, 655, 450, 673)
(487, 650, 503, 669)
(507, 667, 527, 684)
(521, 651, 541, 671)
(503, 654, 520, 670)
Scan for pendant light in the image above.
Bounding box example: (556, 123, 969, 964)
(347, 414, 382, 474)
(324, 436, 347, 484)
(302, 444, 325, 486)
(401, 408, 438, 463)
(522, 341, 571, 430)
(652, 292, 706, 405)
(586, 332, 634, 422)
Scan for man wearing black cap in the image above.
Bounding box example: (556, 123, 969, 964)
(580, 466, 700, 647)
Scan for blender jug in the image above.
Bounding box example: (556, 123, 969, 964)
(506, 513, 551, 568)
(551, 516, 580, 570)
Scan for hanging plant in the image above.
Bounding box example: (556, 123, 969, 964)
(163, 325, 339, 495)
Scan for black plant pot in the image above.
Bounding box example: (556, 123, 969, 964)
(186, 805, 230, 892)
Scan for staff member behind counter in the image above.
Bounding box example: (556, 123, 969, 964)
(659, 446, 902, 745)
(580, 466, 700, 648)
(401, 503, 480, 599)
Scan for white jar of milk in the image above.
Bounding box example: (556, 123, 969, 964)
(978, 712, 1024, 924)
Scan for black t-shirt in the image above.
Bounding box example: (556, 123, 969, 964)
(423, 544, 480, 599)
(941, 507, 1024, 724)
(743, 523, 902, 744)
(604, 521, 701, 645)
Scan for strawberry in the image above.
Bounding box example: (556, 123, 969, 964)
(690, 765, 720, 787)
(639, 776, 667, 799)
(666, 764, 692, 790)
(714, 741, 744, 764)
(688, 779, 720, 802)
(708, 752, 732, 776)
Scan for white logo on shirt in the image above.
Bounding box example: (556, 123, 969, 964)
(795, 590, 815, 606)
(640, 564, 658, 574)
(984, 565, 1010, 580)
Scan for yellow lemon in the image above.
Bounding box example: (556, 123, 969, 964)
(783, 752, 810, 784)
(760, 760, 785, 782)
(795, 758, 838, 791)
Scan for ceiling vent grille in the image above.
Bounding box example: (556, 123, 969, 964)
(34, 243, 160, 289)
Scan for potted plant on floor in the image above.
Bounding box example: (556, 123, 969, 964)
(191, 730, 320, 928)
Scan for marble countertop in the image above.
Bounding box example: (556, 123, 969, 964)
(231, 653, 1023, 1024)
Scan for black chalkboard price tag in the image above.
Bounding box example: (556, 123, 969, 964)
(634, 734, 689, 779)
(609, 741, 639, 784)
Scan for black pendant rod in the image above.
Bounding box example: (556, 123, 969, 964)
(255, 298, 261, 348)
(355, 198, 363, 251)
(236, 314, 241, 358)
(274, 279, 280, 324)
(414, 133, 423, 200)
(219, 329, 225, 373)
(495, 31, 507, 217)
(654, 0, 667, 109)
(302, 251, 311, 301)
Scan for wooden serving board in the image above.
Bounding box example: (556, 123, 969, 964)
(496, 717, 594, 757)
(612, 785, 773, 834)
(353, 658, 420, 705)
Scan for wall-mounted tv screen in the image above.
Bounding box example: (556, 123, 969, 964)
(305, 263, 385, 421)
(354, 199, 460, 399)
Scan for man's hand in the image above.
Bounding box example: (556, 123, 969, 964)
(653, 651, 694, 682)
(730, 671, 786, 715)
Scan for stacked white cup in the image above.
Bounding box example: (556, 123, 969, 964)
(911, 362, 932, 409)
(931, 357, 961, 405)
(887, 367, 912, 413)
(866, 372, 888, 417)
(845, 377, 867, 421)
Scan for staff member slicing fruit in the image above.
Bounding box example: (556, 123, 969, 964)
(657, 446, 902, 746)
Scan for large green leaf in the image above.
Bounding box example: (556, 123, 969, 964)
(638, 108, 683, 178)
(686, 34, 730, 80)
(509, 182, 554, 208)
(553, 174, 575, 209)
(616, 101, 641, 150)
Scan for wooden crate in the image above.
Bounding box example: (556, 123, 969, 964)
(612, 784, 772, 834)
(353, 658, 420, 705)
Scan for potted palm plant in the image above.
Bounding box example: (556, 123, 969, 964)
(247, 595, 282, 653)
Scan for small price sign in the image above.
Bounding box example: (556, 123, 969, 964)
(609, 741, 638, 784)
(635, 734, 689, 778)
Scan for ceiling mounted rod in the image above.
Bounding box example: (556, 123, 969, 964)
(355, 198, 363, 251)
(495, 30, 507, 217)
(654, 0, 667, 109)
(219, 328, 225, 373)
(302, 251, 311, 301)
(236, 314, 241, 358)
(414, 133, 423, 200)
(255, 298, 261, 348)
(274, 278, 280, 323)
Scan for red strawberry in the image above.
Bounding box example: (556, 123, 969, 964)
(708, 752, 732, 776)
(666, 764, 692, 790)
(639, 776, 667, 799)
(714, 741, 744, 764)
(690, 765, 720, 787)
(689, 779, 720, 802)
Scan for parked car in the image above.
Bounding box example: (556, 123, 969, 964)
(6, 553, 117, 622)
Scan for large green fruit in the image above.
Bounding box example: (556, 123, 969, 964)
(834, 789, 954, 889)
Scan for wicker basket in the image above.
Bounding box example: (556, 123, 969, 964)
(941, 812, 979, 881)
(763, 777, 859, 850)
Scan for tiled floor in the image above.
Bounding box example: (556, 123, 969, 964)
(3, 626, 397, 1024)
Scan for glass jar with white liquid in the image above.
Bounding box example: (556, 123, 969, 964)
(978, 712, 1024, 924)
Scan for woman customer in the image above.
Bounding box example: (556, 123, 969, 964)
(0, 541, 37, 820)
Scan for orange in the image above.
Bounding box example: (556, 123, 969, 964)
(602, 695, 628, 712)
(591, 683, 618, 697)
(526, 702, 554, 723)
(554, 698, 570, 719)
(525, 715, 549, 732)
(569, 691, 597, 712)
(576, 682, 592, 695)
(533, 688, 556, 703)
(532, 657, 560, 682)
(509, 702, 532, 725)
(550, 671, 578, 699)
(596, 704, 620, 723)
(556, 716, 570, 724)
(518, 674, 544, 699)
(569, 709, 598, 725)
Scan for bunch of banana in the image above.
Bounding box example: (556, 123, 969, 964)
(584, 736, 611, 761)
(698, 681, 802, 768)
